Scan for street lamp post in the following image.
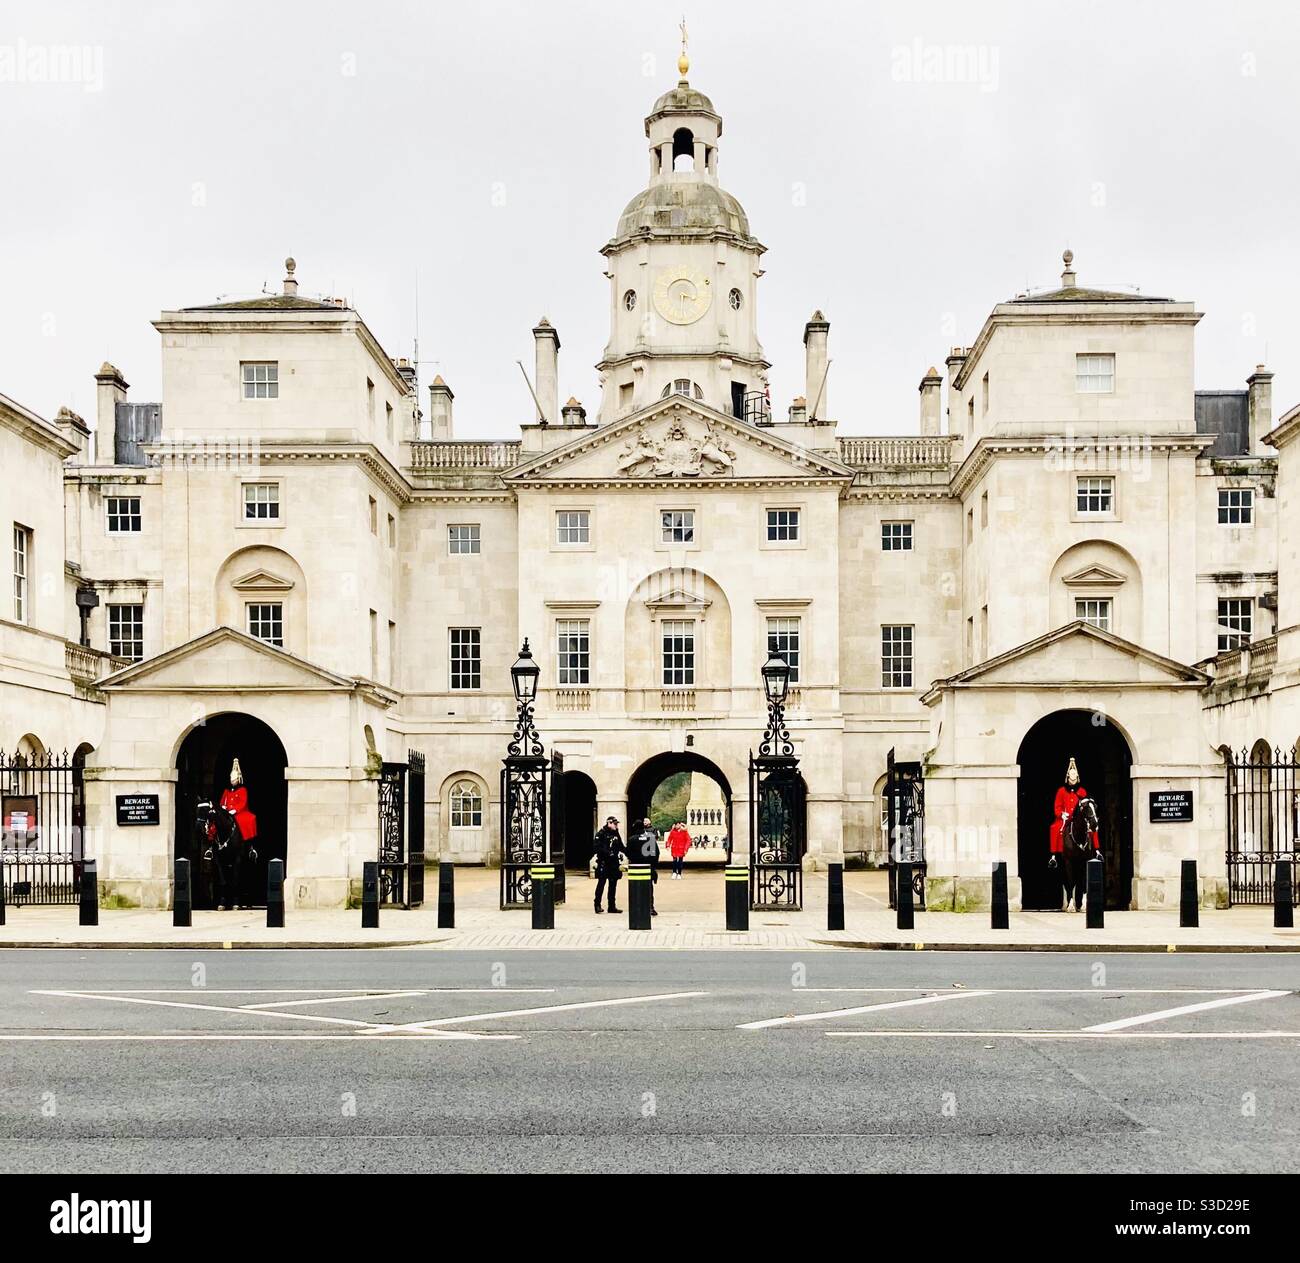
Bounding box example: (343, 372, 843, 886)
(500, 639, 556, 909)
(749, 650, 805, 910)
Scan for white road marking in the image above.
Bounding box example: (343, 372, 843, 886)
(30, 990, 381, 1029)
(39, 988, 553, 996)
(797, 987, 1272, 995)
(738, 991, 992, 1030)
(238, 991, 430, 1009)
(0, 1032, 517, 1042)
(827, 1029, 1300, 1039)
(1082, 989, 1292, 1033)
(372, 990, 709, 1032)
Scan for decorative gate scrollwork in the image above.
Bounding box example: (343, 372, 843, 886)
(1225, 745, 1298, 906)
(377, 760, 407, 907)
(500, 686, 561, 909)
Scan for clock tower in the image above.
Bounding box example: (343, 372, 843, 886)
(597, 46, 769, 424)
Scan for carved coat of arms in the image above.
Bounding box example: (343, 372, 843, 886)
(616, 420, 736, 478)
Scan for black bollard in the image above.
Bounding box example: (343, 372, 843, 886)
(361, 861, 379, 929)
(266, 858, 285, 929)
(437, 863, 455, 929)
(1274, 861, 1294, 929)
(827, 862, 845, 931)
(79, 858, 98, 927)
(1179, 859, 1198, 929)
(1086, 854, 1105, 929)
(896, 861, 914, 931)
(628, 864, 652, 930)
(530, 865, 555, 930)
(725, 866, 749, 931)
(991, 861, 1009, 930)
(173, 857, 192, 928)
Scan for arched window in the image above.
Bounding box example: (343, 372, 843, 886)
(660, 379, 704, 401)
(450, 781, 483, 828)
(672, 127, 695, 172)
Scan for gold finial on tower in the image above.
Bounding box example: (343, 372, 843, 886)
(678, 15, 690, 79)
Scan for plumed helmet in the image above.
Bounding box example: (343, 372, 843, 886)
(1065, 757, 1079, 786)
(231, 758, 244, 786)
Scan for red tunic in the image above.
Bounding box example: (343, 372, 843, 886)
(1050, 785, 1098, 853)
(220, 786, 258, 842)
(667, 826, 692, 859)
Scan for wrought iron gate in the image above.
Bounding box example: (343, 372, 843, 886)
(377, 751, 426, 909)
(500, 754, 549, 909)
(1, 749, 83, 906)
(885, 748, 926, 911)
(749, 698, 805, 910)
(1225, 746, 1298, 905)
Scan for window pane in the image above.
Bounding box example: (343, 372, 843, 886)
(106, 496, 142, 533)
(556, 510, 590, 544)
(242, 483, 280, 520)
(766, 616, 801, 682)
(246, 602, 284, 647)
(881, 521, 913, 551)
(661, 510, 695, 543)
(450, 782, 483, 828)
(1217, 488, 1253, 526)
(13, 526, 28, 623)
(448, 524, 481, 554)
(1074, 598, 1111, 631)
(766, 508, 799, 542)
(556, 618, 590, 685)
(1076, 354, 1114, 393)
(881, 624, 913, 689)
(108, 603, 144, 661)
(1076, 477, 1114, 514)
(662, 619, 695, 686)
(1217, 599, 1252, 653)
(242, 362, 279, 399)
(450, 627, 481, 689)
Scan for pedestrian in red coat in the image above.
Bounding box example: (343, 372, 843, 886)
(667, 822, 691, 878)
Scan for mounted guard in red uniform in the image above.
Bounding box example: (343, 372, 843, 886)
(219, 758, 258, 843)
(1049, 757, 1098, 856)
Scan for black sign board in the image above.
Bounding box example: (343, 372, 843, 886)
(116, 794, 160, 826)
(1149, 790, 1194, 823)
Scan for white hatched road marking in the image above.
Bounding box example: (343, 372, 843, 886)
(239, 991, 432, 1010)
(1081, 989, 1291, 1033)
(738, 991, 992, 1030)
(827, 1029, 1300, 1040)
(797, 987, 1272, 995)
(0, 1032, 516, 1042)
(32, 990, 386, 1029)
(371, 990, 709, 1032)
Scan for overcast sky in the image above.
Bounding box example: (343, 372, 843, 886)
(2, 0, 1298, 438)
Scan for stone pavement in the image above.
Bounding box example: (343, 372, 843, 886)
(1, 866, 1297, 951)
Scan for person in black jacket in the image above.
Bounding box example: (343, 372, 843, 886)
(592, 817, 625, 914)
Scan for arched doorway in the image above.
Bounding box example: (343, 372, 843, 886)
(175, 714, 288, 909)
(626, 752, 732, 868)
(1017, 709, 1133, 910)
(560, 771, 598, 871)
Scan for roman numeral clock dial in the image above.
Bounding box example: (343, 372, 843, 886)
(653, 265, 712, 325)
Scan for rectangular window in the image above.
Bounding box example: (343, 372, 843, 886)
(108, 603, 144, 661)
(387, 514, 397, 548)
(980, 490, 989, 528)
(450, 627, 481, 690)
(766, 616, 801, 683)
(448, 524, 480, 554)
(242, 483, 280, 521)
(12, 525, 29, 623)
(967, 397, 974, 425)
(766, 508, 800, 542)
(388, 620, 397, 685)
(661, 509, 695, 544)
(385, 401, 394, 441)
(369, 609, 378, 678)
(1217, 599, 1252, 653)
(881, 624, 913, 690)
(366, 378, 375, 422)
(556, 510, 590, 545)
(246, 602, 284, 647)
(881, 521, 913, 551)
(241, 361, 278, 399)
(661, 619, 695, 687)
(981, 372, 989, 415)
(106, 496, 142, 534)
(1076, 476, 1114, 514)
(1217, 488, 1253, 525)
(368, 497, 378, 534)
(556, 618, 591, 685)
(1076, 353, 1115, 393)
(1075, 597, 1112, 631)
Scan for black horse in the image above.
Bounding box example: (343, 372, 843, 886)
(194, 800, 257, 910)
(1060, 795, 1101, 912)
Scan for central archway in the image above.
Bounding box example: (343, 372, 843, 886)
(175, 713, 288, 909)
(626, 751, 732, 867)
(1016, 709, 1133, 910)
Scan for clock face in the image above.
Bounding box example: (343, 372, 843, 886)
(653, 265, 712, 325)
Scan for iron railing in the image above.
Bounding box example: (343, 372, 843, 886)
(1225, 745, 1298, 905)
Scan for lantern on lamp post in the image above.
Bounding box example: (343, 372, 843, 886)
(500, 639, 555, 909)
(749, 650, 805, 911)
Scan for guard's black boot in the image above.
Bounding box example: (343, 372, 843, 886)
(594, 903, 603, 914)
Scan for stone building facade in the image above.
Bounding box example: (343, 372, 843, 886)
(2, 64, 1296, 911)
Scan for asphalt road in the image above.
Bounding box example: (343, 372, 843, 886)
(0, 949, 1296, 1173)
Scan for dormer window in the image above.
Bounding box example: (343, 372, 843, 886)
(661, 379, 705, 401)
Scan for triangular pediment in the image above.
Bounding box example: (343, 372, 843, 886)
(645, 587, 711, 612)
(100, 626, 357, 693)
(922, 621, 1207, 702)
(1061, 564, 1127, 588)
(231, 568, 295, 593)
(504, 397, 854, 484)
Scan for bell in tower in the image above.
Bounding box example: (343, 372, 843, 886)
(597, 32, 769, 425)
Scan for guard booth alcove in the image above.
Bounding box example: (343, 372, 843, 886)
(749, 649, 805, 910)
(377, 750, 425, 909)
(885, 748, 926, 911)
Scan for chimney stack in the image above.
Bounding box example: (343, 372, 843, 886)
(788, 396, 807, 424)
(919, 366, 943, 436)
(533, 318, 560, 425)
(945, 347, 968, 429)
(94, 362, 128, 465)
(561, 396, 587, 426)
(1248, 364, 1274, 452)
(53, 406, 90, 459)
(283, 256, 298, 296)
(428, 376, 454, 440)
(804, 311, 830, 420)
